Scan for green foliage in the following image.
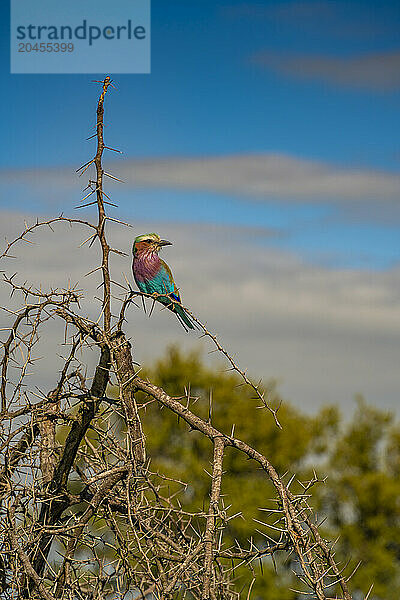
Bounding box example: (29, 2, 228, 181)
(318, 399, 400, 599)
(140, 347, 331, 531)
(136, 346, 400, 600)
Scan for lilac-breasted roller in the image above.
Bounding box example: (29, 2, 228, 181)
(132, 233, 194, 330)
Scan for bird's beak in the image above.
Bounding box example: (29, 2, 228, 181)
(158, 239, 172, 247)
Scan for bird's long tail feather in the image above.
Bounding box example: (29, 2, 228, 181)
(158, 295, 195, 330)
(174, 303, 195, 330)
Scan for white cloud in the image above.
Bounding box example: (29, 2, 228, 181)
(117, 154, 400, 202)
(1, 210, 399, 414)
(2, 153, 400, 206)
(251, 50, 400, 91)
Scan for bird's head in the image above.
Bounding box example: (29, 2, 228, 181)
(133, 233, 172, 255)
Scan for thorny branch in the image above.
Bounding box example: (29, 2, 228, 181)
(0, 77, 361, 600)
(202, 437, 224, 600)
(118, 290, 281, 427)
(93, 75, 112, 333)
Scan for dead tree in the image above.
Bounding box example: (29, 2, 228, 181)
(0, 77, 362, 600)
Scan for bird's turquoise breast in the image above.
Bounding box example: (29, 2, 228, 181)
(142, 268, 174, 295)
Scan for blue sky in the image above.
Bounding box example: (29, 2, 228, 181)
(1, 0, 400, 269)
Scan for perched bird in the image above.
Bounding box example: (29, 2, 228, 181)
(132, 233, 194, 330)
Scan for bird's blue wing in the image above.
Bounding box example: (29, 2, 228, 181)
(158, 260, 181, 301)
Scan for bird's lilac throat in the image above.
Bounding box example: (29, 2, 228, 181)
(133, 249, 161, 283)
